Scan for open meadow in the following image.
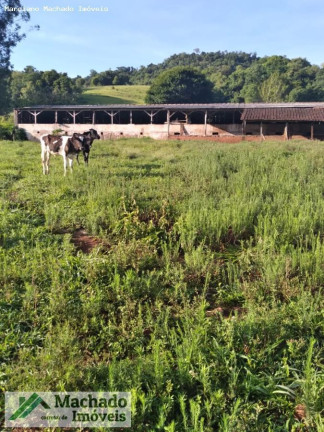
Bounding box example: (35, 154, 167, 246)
(1, 137, 324, 431)
(78, 86, 149, 105)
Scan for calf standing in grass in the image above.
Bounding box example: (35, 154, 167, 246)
(76, 128, 100, 166)
(40, 133, 85, 175)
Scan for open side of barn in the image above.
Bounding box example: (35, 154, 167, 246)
(14, 102, 324, 141)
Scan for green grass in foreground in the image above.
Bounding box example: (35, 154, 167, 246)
(1, 138, 324, 431)
(78, 85, 149, 105)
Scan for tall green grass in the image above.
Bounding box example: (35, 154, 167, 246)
(1, 138, 324, 430)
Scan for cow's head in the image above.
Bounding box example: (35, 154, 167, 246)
(86, 129, 100, 141)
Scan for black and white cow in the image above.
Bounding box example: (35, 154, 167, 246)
(75, 128, 100, 166)
(40, 133, 85, 175)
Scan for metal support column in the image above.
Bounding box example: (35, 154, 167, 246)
(204, 110, 207, 136)
(167, 110, 170, 137)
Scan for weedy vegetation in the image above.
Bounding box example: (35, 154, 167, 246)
(1, 138, 324, 431)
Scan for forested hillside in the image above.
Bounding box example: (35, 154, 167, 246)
(8, 51, 324, 111)
(88, 51, 324, 103)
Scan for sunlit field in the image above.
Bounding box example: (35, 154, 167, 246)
(1, 138, 324, 431)
(78, 85, 149, 105)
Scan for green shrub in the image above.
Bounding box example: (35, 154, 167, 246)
(52, 128, 64, 136)
(13, 126, 27, 140)
(0, 117, 27, 140)
(0, 123, 14, 139)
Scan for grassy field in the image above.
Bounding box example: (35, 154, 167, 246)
(78, 85, 149, 105)
(1, 138, 324, 431)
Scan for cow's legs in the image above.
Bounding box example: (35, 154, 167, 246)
(46, 154, 50, 174)
(41, 150, 49, 174)
(63, 155, 67, 176)
(68, 157, 73, 173)
(41, 150, 46, 174)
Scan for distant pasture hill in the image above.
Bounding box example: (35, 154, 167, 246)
(78, 85, 149, 105)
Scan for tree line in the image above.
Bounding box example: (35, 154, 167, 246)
(0, 1, 81, 114)
(88, 52, 324, 103)
(11, 66, 82, 107)
(6, 51, 324, 111)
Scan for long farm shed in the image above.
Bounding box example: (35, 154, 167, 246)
(14, 102, 324, 141)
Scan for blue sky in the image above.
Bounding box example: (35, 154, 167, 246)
(9, 0, 324, 77)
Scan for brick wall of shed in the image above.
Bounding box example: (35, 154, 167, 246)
(262, 123, 285, 136)
(289, 123, 311, 138)
(314, 123, 324, 139)
(245, 123, 261, 135)
(19, 122, 243, 141)
(18, 121, 318, 141)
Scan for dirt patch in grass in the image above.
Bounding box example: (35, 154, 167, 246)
(294, 404, 306, 421)
(53, 228, 109, 254)
(72, 228, 109, 254)
(206, 306, 247, 318)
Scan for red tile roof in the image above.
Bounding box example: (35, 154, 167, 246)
(241, 107, 324, 122)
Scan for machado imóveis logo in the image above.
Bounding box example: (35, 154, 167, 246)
(5, 392, 131, 428)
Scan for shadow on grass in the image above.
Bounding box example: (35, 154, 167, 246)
(78, 94, 138, 105)
(124, 163, 162, 170)
(113, 169, 165, 179)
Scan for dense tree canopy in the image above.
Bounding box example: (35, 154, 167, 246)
(5, 50, 324, 108)
(89, 67, 134, 86)
(145, 67, 215, 104)
(86, 51, 324, 103)
(11, 66, 82, 106)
